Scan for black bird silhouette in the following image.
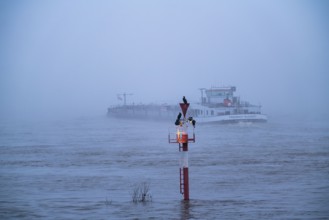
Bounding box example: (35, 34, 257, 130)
(183, 96, 187, 104)
(177, 112, 182, 120)
(175, 112, 182, 125)
(192, 120, 196, 128)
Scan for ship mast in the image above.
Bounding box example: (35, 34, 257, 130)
(118, 93, 133, 106)
(199, 88, 206, 105)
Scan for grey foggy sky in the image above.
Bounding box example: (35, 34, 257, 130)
(1, 0, 328, 120)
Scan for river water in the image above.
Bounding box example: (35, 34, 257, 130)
(0, 115, 328, 219)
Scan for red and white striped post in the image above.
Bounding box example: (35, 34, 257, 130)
(179, 135, 190, 200)
(168, 101, 195, 201)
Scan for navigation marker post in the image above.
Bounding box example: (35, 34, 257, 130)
(168, 101, 195, 200)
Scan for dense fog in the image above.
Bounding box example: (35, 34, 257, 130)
(1, 0, 328, 121)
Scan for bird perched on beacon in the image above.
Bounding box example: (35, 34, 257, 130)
(192, 119, 196, 128)
(175, 112, 182, 125)
(183, 96, 188, 104)
(177, 112, 182, 120)
(188, 117, 196, 128)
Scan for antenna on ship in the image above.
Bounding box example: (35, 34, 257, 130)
(117, 93, 133, 106)
(199, 88, 206, 104)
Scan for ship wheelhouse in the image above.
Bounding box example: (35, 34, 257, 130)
(204, 86, 236, 107)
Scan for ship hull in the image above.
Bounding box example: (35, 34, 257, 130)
(195, 113, 267, 123)
(107, 105, 179, 120)
(108, 105, 267, 123)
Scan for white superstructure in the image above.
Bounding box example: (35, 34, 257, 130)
(189, 86, 267, 123)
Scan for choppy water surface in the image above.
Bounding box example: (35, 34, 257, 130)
(1, 115, 329, 219)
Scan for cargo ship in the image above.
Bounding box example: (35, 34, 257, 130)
(107, 86, 267, 123)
